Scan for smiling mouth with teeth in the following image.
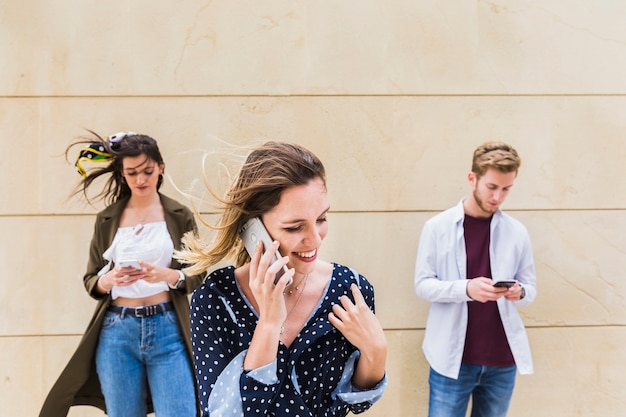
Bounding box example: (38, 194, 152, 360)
(296, 249, 317, 258)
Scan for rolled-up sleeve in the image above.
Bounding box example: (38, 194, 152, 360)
(331, 351, 388, 414)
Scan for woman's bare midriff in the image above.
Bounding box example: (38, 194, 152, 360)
(112, 291, 172, 307)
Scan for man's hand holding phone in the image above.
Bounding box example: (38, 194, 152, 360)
(493, 280, 516, 288)
(497, 280, 526, 301)
(492, 280, 526, 301)
(467, 277, 513, 303)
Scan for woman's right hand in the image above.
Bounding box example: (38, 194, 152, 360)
(248, 240, 293, 328)
(243, 240, 293, 370)
(97, 264, 145, 293)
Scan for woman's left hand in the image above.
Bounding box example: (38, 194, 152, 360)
(328, 284, 385, 350)
(328, 283, 387, 388)
(139, 261, 176, 285)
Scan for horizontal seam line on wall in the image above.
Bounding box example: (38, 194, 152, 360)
(4, 93, 626, 99)
(2, 208, 626, 218)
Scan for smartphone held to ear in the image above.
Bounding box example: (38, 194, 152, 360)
(240, 217, 291, 285)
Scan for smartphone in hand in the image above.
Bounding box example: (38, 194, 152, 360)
(118, 260, 142, 270)
(239, 217, 290, 284)
(493, 280, 516, 288)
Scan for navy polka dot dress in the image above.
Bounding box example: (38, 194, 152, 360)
(190, 263, 387, 417)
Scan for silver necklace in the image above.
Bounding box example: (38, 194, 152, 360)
(280, 273, 309, 335)
(132, 204, 157, 225)
(131, 206, 153, 234)
(286, 273, 309, 295)
(136, 209, 150, 224)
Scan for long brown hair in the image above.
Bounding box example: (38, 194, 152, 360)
(176, 141, 326, 275)
(66, 130, 165, 206)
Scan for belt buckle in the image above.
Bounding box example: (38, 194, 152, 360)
(135, 304, 161, 317)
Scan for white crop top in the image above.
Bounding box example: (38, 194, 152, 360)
(102, 222, 174, 300)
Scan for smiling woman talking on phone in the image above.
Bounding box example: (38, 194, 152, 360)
(176, 141, 388, 417)
(39, 131, 203, 417)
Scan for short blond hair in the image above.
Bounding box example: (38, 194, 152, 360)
(471, 142, 521, 178)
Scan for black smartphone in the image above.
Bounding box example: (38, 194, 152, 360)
(239, 217, 290, 285)
(493, 280, 516, 288)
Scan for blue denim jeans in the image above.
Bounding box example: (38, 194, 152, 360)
(428, 364, 517, 417)
(95, 305, 196, 417)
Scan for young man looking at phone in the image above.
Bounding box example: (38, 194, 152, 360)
(414, 142, 536, 417)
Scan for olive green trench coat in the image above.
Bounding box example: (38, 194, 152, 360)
(39, 194, 204, 416)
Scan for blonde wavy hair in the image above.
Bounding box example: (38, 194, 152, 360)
(176, 141, 326, 276)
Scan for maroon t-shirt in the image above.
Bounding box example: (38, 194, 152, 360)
(462, 214, 515, 367)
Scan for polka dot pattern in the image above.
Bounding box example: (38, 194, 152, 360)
(190, 264, 387, 416)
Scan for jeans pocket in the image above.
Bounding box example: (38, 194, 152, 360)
(163, 310, 180, 326)
(101, 311, 122, 330)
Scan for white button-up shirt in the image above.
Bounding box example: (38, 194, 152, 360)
(414, 199, 536, 379)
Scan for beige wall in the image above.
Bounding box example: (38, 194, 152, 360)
(2, 1, 626, 416)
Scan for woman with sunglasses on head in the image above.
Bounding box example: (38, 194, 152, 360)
(39, 131, 203, 417)
(176, 141, 388, 417)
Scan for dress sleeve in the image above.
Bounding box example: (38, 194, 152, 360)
(331, 351, 388, 414)
(190, 285, 281, 417)
(330, 270, 388, 413)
